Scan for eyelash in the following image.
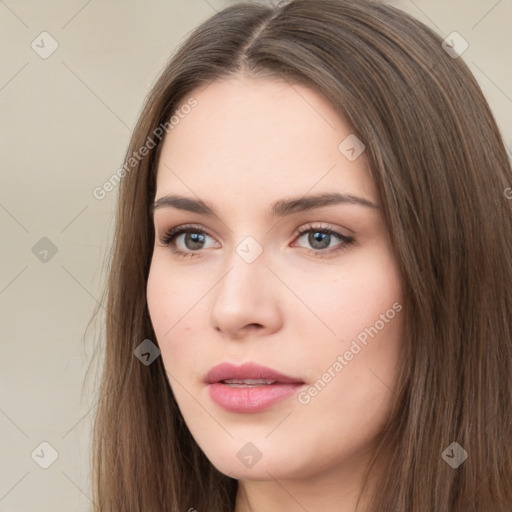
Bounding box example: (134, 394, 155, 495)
(158, 223, 355, 259)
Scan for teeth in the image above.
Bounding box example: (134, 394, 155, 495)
(222, 378, 276, 386)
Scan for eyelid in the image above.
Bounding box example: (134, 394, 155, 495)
(294, 222, 352, 239)
(158, 223, 217, 246)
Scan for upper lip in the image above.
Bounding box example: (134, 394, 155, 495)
(205, 362, 304, 384)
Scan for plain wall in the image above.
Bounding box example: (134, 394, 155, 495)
(1, 1, 510, 510)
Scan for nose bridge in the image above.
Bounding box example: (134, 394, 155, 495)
(209, 232, 281, 335)
(215, 234, 268, 306)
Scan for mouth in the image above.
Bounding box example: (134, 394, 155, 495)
(205, 362, 305, 413)
(220, 378, 278, 387)
(205, 361, 304, 384)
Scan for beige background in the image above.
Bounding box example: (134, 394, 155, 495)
(1, 1, 510, 510)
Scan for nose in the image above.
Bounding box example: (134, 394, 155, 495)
(209, 247, 283, 340)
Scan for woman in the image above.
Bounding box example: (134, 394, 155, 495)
(91, 0, 512, 510)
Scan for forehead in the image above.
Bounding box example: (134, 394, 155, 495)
(155, 77, 376, 209)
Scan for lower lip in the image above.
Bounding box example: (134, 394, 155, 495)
(208, 382, 303, 413)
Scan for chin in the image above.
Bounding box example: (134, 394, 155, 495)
(203, 444, 305, 481)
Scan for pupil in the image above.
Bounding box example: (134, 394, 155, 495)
(186, 232, 205, 250)
(309, 231, 330, 249)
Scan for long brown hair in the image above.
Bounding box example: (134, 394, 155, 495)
(90, 0, 512, 510)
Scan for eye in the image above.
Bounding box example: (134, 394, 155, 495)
(158, 224, 218, 258)
(293, 224, 355, 257)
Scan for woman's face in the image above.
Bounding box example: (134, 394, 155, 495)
(147, 76, 404, 487)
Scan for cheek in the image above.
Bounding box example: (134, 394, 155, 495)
(146, 262, 170, 335)
(294, 244, 404, 403)
(351, 246, 401, 322)
(147, 260, 181, 359)
(299, 244, 403, 347)
(298, 300, 403, 462)
(146, 259, 204, 370)
(146, 253, 194, 331)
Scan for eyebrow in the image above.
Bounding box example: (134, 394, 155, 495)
(151, 191, 379, 218)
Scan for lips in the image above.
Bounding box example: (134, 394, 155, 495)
(205, 362, 304, 385)
(205, 362, 305, 413)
